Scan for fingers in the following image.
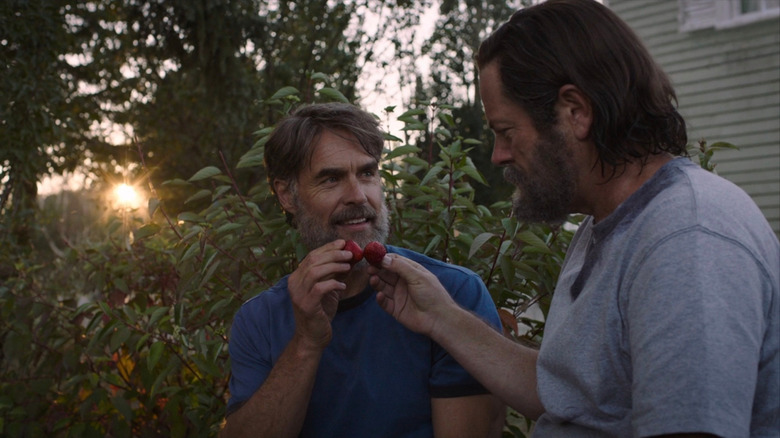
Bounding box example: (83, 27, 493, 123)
(370, 253, 434, 288)
(376, 291, 395, 314)
(292, 241, 353, 286)
(304, 239, 354, 269)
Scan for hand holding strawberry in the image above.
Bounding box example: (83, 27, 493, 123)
(363, 241, 387, 267)
(344, 240, 363, 267)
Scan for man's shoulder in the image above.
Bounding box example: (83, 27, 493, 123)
(238, 276, 291, 312)
(663, 158, 757, 215)
(616, 158, 768, 241)
(387, 245, 482, 283)
(658, 159, 775, 242)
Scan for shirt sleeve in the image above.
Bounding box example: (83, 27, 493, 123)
(627, 228, 768, 437)
(429, 268, 503, 398)
(225, 304, 274, 416)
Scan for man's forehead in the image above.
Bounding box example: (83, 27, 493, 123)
(305, 130, 377, 172)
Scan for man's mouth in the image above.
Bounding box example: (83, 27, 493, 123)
(340, 217, 369, 226)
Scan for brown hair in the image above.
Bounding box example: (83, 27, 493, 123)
(264, 102, 384, 192)
(476, 0, 687, 173)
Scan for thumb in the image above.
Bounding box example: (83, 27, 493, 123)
(380, 253, 430, 282)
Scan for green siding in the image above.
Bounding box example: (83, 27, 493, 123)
(609, 0, 780, 235)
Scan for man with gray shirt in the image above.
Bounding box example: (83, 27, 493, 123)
(368, 1, 780, 436)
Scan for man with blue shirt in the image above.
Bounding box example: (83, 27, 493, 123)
(219, 102, 504, 438)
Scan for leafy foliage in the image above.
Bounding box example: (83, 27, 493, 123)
(414, 0, 530, 206)
(1, 85, 730, 437)
(1, 0, 430, 231)
(0, 0, 106, 244)
(0, 85, 568, 436)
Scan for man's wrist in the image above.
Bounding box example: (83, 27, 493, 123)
(291, 331, 328, 356)
(428, 301, 469, 345)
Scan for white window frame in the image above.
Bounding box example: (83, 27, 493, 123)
(679, 0, 780, 32)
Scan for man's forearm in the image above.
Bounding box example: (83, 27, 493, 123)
(220, 335, 323, 438)
(430, 304, 544, 420)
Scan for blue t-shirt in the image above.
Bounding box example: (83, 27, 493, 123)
(534, 158, 780, 437)
(227, 245, 502, 437)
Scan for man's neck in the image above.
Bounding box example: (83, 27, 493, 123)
(580, 154, 673, 223)
(340, 267, 370, 300)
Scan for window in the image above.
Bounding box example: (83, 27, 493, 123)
(679, 0, 780, 31)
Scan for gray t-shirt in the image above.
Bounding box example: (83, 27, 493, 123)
(534, 158, 779, 437)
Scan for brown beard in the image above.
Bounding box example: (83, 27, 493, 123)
(503, 126, 575, 225)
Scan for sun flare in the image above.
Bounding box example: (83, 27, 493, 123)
(113, 183, 142, 210)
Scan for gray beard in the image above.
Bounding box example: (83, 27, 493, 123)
(294, 201, 390, 251)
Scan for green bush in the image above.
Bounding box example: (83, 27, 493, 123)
(1, 86, 731, 437)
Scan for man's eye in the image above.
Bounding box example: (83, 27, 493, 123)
(497, 129, 510, 138)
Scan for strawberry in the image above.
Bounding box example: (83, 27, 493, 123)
(344, 240, 363, 267)
(363, 241, 387, 267)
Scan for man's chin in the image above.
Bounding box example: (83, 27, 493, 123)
(333, 228, 377, 246)
(512, 197, 569, 226)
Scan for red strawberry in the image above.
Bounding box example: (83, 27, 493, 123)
(344, 240, 363, 267)
(363, 241, 387, 267)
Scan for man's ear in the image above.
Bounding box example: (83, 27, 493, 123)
(557, 84, 593, 141)
(273, 179, 296, 214)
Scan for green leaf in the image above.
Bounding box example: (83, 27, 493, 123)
(147, 341, 164, 370)
(161, 178, 191, 187)
(469, 232, 495, 259)
(309, 72, 329, 82)
(518, 230, 552, 254)
(188, 166, 222, 182)
(401, 121, 427, 131)
(402, 156, 429, 167)
(177, 212, 203, 223)
(215, 222, 244, 234)
(132, 223, 160, 241)
(423, 234, 442, 255)
(398, 108, 426, 118)
(185, 189, 212, 204)
(211, 185, 232, 200)
(268, 86, 299, 100)
(385, 144, 421, 160)
(98, 301, 112, 316)
(384, 133, 404, 142)
(437, 112, 455, 127)
(317, 87, 350, 103)
(420, 165, 443, 186)
(708, 141, 739, 151)
(180, 241, 201, 262)
(148, 307, 169, 328)
(253, 126, 274, 137)
(134, 333, 151, 352)
(148, 198, 160, 218)
(460, 159, 487, 185)
(236, 155, 265, 169)
(114, 277, 128, 293)
(109, 326, 131, 352)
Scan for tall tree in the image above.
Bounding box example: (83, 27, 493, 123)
(419, 0, 528, 205)
(1, 0, 427, 227)
(0, 0, 109, 244)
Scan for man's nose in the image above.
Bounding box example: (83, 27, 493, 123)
(491, 141, 512, 166)
(343, 176, 368, 204)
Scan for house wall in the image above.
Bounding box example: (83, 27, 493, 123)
(608, 0, 780, 235)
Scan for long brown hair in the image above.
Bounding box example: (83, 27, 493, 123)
(477, 0, 687, 174)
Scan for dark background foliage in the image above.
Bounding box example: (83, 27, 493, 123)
(1, 1, 731, 436)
